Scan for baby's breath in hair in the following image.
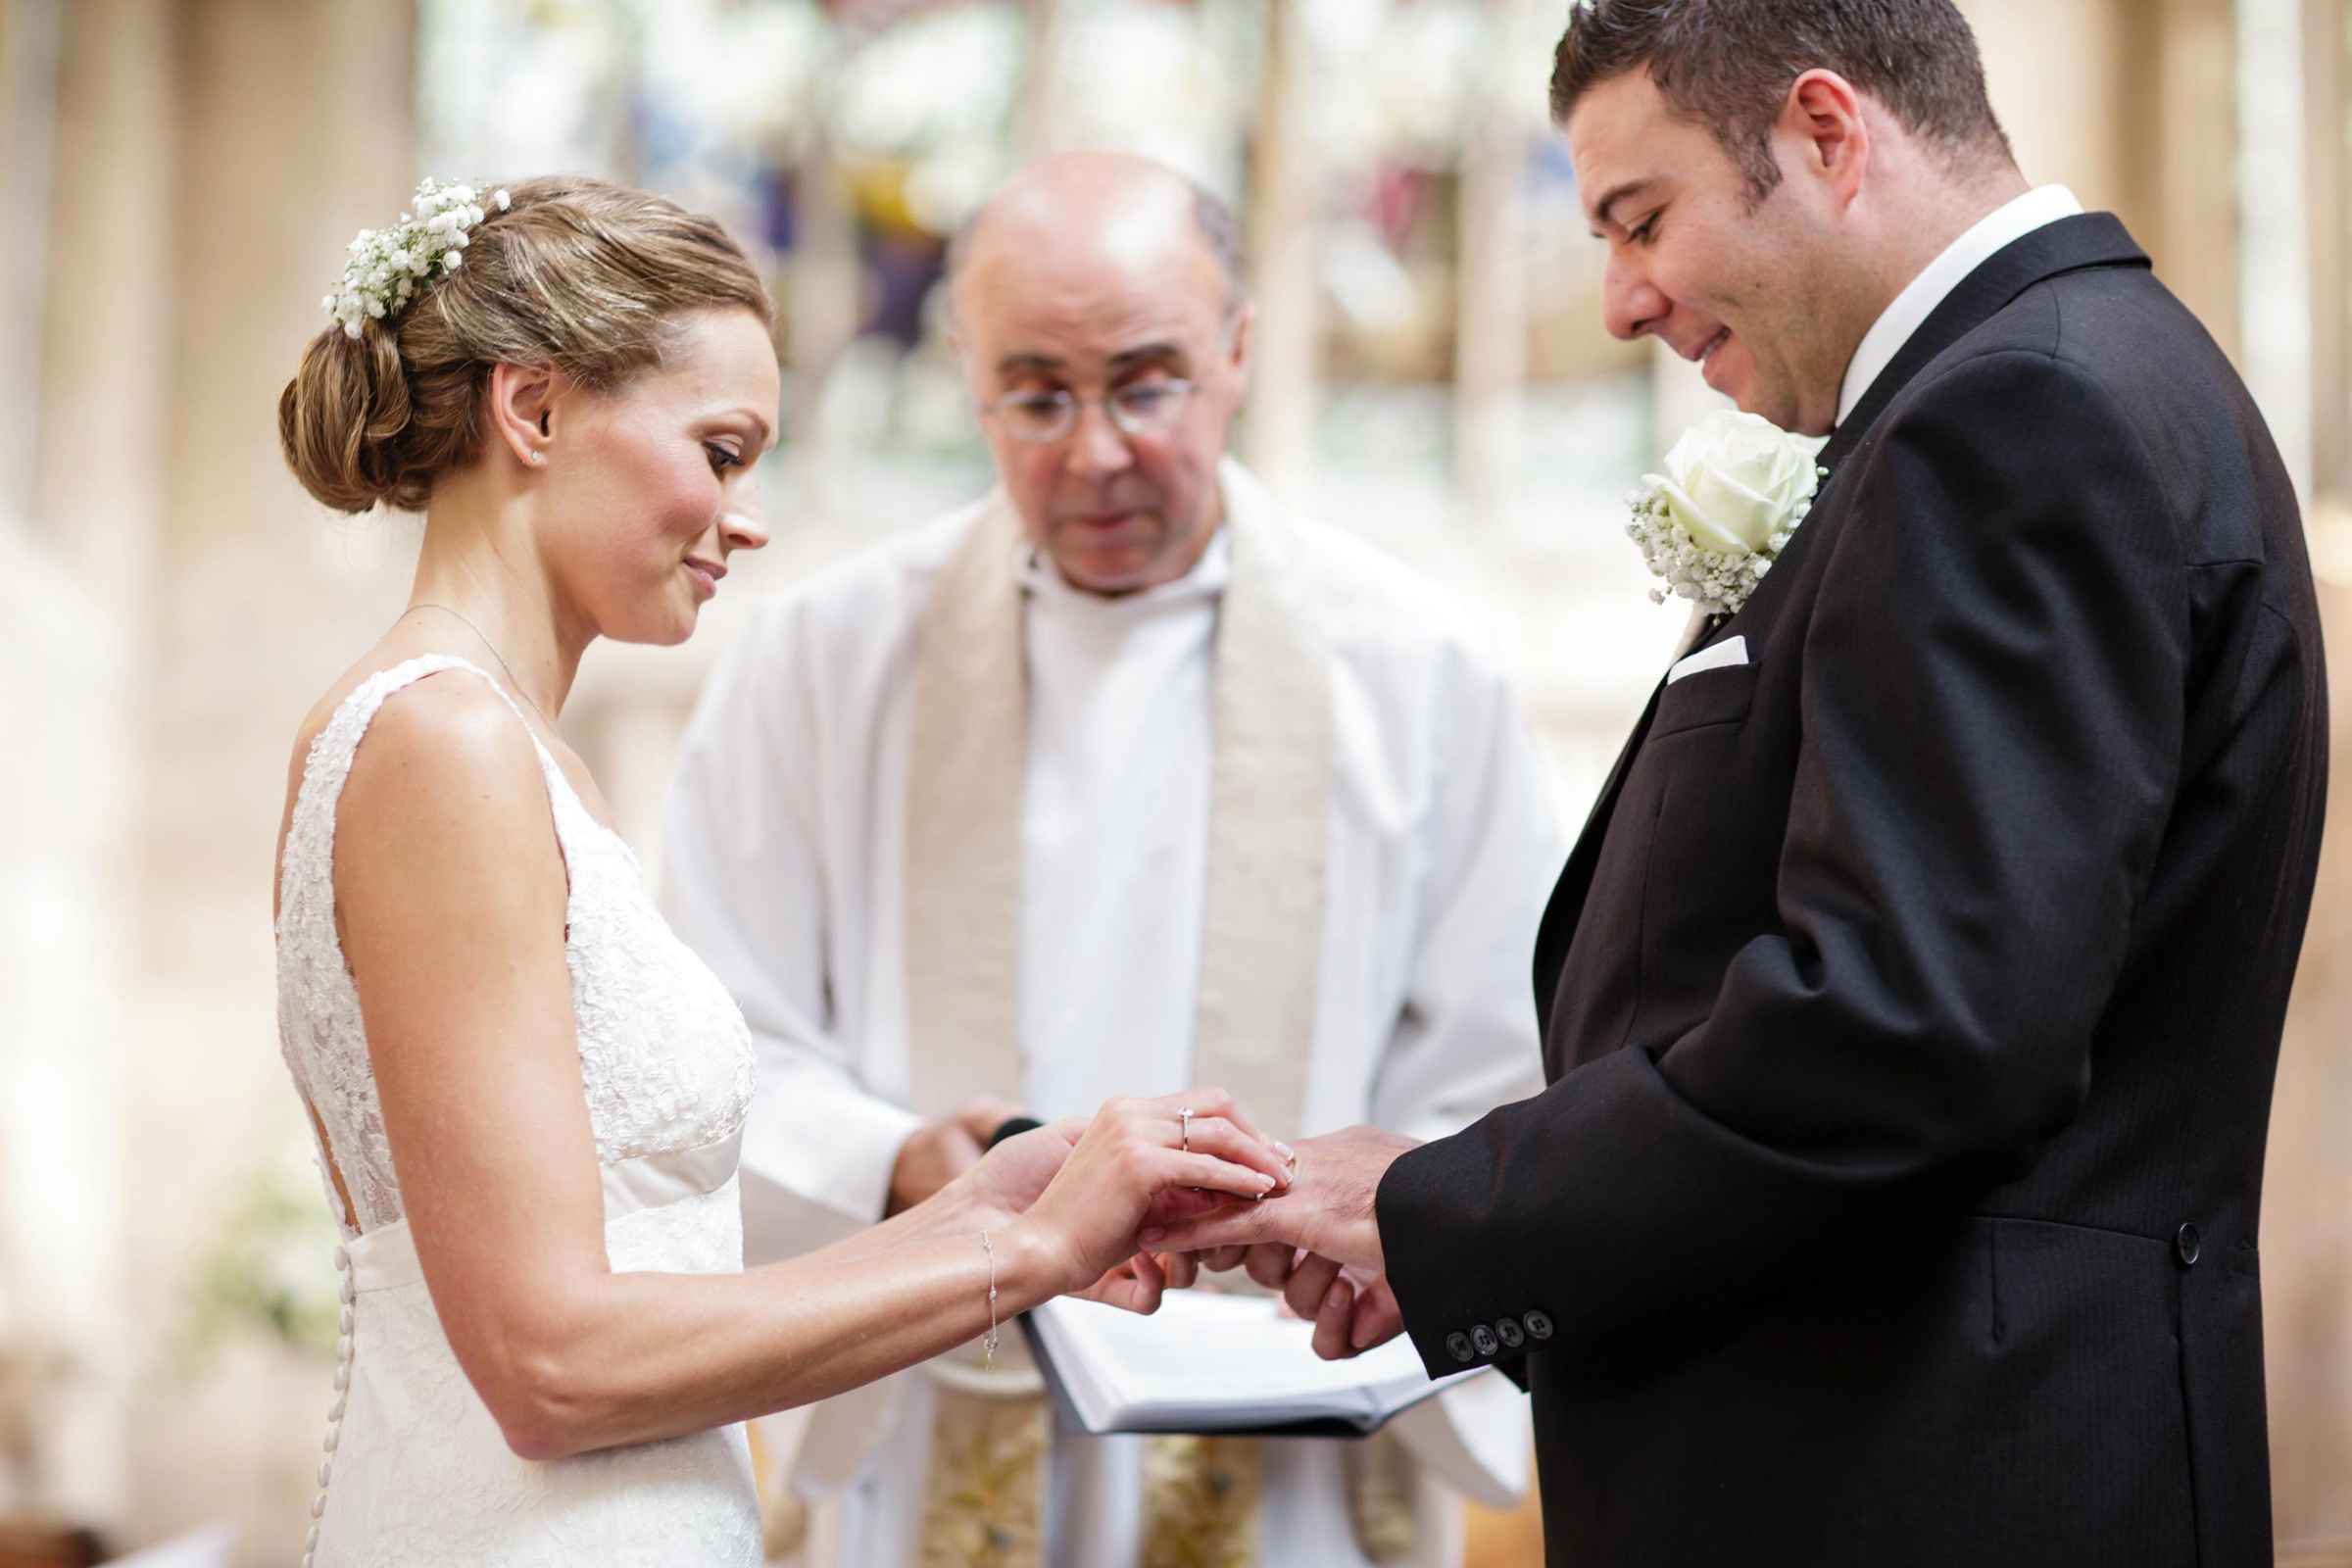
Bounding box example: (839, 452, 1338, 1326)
(323, 178, 512, 340)
(281, 175, 772, 514)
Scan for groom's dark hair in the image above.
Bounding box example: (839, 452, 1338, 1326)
(1550, 0, 2016, 204)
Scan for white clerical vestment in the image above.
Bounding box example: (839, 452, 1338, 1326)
(662, 461, 1561, 1567)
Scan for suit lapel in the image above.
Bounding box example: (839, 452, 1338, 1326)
(1531, 215, 2153, 1038)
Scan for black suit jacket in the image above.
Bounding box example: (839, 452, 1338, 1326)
(1377, 215, 2328, 1566)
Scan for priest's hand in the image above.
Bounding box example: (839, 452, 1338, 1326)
(1142, 1124, 1417, 1276)
(887, 1097, 1023, 1216)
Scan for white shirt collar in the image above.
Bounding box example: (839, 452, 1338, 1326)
(1836, 184, 2084, 427)
(1017, 522, 1232, 609)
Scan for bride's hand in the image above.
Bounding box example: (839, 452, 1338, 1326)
(959, 1117, 1089, 1224)
(954, 1125, 1175, 1311)
(1003, 1090, 1293, 1300)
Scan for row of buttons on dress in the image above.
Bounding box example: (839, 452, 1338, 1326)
(1446, 1308, 1552, 1363)
(304, 1242, 357, 1567)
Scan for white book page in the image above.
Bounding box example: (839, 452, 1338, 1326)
(1029, 1290, 1475, 1434)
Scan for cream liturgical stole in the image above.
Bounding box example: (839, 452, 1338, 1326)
(899, 469, 1350, 1568)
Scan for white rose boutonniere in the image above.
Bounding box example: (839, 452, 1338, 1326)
(1628, 409, 1832, 617)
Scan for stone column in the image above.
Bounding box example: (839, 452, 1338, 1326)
(2128, 0, 2243, 365)
(2264, 10, 2352, 1558)
(120, 2, 420, 1552)
(1016, 0, 1068, 158)
(1963, 0, 2239, 361)
(2303, 0, 2347, 501)
(1242, 0, 1319, 496)
(2237, 0, 2316, 499)
(1452, 4, 1533, 528)
(0, 0, 62, 520)
(785, 131, 864, 516)
(0, 0, 176, 1527)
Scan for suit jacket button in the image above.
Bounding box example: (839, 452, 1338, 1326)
(1446, 1332, 1475, 1363)
(1495, 1317, 1525, 1348)
(1472, 1324, 1499, 1356)
(1524, 1309, 1554, 1342)
(2176, 1223, 2201, 1266)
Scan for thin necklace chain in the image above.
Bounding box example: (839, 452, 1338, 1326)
(406, 602, 555, 729)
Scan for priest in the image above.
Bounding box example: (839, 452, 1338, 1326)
(662, 150, 1561, 1568)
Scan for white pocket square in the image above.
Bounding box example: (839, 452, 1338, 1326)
(1667, 634, 1748, 685)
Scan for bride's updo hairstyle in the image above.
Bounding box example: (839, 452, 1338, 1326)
(279, 175, 773, 514)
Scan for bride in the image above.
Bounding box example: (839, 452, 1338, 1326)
(270, 175, 1290, 1567)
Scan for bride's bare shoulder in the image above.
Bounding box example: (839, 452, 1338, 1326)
(276, 646, 540, 850)
(285, 642, 492, 793)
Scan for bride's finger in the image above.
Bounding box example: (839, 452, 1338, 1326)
(1125, 1250, 1167, 1313)
(1077, 1254, 1163, 1314)
(1138, 1200, 1277, 1255)
(1140, 1185, 1233, 1229)
(1149, 1089, 1290, 1166)
(1175, 1114, 1293, 1188)
(1152, 1149, 1282, 1200)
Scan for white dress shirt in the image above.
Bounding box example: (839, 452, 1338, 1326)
(1015, 532, 1226, 1118)
(1838, 183, 2084, 426)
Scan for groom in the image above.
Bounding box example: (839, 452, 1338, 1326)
(1155, 2, 2330, 1563)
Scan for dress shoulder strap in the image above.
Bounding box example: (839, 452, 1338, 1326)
(276, 655, 563, 931)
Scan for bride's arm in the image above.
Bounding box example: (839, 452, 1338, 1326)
(335, 682, 1286, 1461)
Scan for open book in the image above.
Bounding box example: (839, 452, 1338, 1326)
(1021, 1288, 1484, 1439)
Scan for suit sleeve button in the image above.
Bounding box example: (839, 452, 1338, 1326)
(1495, 1317, 1525, 1348)
(1446, 1332, 1475, 1363)
(2176, 1223, 2201, 1266)
(1524, 1309, 1554, 1342)
(1472, 1324, 1499, 1355)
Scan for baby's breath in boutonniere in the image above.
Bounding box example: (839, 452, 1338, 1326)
(1628, 410, 1831, 618)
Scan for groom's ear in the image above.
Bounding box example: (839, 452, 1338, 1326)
(1783, 68, 1871, 208)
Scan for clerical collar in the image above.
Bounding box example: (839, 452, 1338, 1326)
(1017, 522, 1233, 609)
(1836, 183, 2083, 427)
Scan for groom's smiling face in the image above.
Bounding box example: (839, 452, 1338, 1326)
(1567, 70, 1853, 435)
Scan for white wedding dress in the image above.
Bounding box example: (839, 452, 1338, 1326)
(274, 656, 763, 1567)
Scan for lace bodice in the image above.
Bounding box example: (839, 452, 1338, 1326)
(276, 655, 755, 1235)
(272, 656, 760, 1567)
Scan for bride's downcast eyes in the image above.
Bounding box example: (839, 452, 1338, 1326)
(704, 441, 745, 475)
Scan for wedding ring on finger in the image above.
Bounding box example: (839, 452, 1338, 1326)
(1178, 1106, 1193, 1152)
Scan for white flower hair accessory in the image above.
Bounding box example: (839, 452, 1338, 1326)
(322, 177, 512, 340)
(1627, 409, 1831, 618)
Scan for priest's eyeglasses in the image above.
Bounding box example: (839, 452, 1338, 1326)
(982, 379, 1200, 444)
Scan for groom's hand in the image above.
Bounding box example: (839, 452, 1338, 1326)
(1142, 1124, 1416, 1274)
(1337, 1272, 1404, 1359)
(1257, 1252, 1406, 1360)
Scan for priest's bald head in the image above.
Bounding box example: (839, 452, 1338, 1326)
(950, 151, 1252, 596)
